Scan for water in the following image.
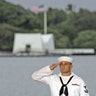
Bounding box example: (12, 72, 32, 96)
(0, 55, 96, 96)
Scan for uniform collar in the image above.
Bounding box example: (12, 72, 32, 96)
(58, 72, 75, 77)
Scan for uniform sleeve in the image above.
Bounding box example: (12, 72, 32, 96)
(80, 80, 90, 96)
(32, 65, 53, 84)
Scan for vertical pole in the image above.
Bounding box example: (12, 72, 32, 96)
(44, 10, 47, 34)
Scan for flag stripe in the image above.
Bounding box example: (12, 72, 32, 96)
(31, 5, 44, 12)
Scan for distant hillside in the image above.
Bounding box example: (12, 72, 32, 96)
(0, 0, 96, 51)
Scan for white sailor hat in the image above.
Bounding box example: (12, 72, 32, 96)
(58, 56, 74, 63)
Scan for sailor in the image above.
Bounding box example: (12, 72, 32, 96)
(32, 56, 90, 96)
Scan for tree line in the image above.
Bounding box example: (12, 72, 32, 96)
(0, 0, 96, 51)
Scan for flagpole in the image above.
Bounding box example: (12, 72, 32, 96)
(44, 9, 47, 34)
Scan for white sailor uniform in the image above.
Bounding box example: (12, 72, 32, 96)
(32, 65, 89, 96)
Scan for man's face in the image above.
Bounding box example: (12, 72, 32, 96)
(59, 61, 72, 73)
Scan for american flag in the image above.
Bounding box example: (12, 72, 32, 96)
(31, 5, 44, 13)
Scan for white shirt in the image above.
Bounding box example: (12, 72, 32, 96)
(32, 65, 90, 96)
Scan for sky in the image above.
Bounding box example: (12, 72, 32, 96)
(6, 0, 96, 11)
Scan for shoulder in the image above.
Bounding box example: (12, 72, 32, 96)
(48, 74, 60, 81)
(49, 74, 59, 78)
(73, 74, 85, 84)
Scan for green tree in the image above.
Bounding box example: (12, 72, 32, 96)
(74, 9, 96, 32)
(73, 30, 96, 48)
(55, 35, 71, 48)
(47, 8, 67, 26)
(56, 22, 76, 40)
(0, 23, 31, 51)
(0, 0, 5, 5)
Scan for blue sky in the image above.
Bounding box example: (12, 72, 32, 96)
(6, 0, 96, 11)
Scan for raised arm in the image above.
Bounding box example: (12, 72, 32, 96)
(32, 64, 58, 84)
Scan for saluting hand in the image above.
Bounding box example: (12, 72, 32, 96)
(50, 63, 59, 70)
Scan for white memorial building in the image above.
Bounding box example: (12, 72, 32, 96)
(13, 33, 55, 55)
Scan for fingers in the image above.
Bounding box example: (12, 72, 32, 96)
(53, 63, 59, 67)
(50, 63, 59, 70)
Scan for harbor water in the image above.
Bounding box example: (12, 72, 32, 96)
(0, 55, 96, 96)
